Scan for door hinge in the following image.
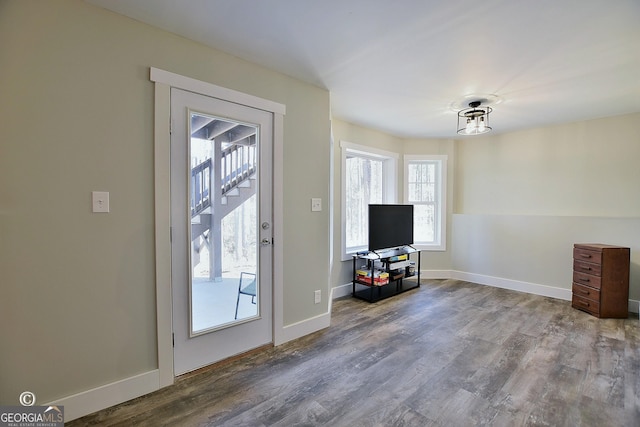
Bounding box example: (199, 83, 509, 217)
(172, 333, 175, 347)
(170, 226, 172, 242)
(169, 118, 172, 135)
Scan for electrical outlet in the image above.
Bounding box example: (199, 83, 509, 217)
(311, 198, 322, 212)
(314, 290, 321, 304)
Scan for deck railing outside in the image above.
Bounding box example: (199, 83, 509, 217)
(191, 144, 256, 217)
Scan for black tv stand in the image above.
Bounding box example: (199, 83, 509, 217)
(352, 247, 421, 303)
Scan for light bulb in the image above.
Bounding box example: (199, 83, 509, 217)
(478, 116, 486, 132)
(465, 118, 474, 133)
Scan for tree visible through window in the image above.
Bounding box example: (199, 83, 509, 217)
(404, 155, 447, 250)
(407, 162, 436, 243)
(345, 155, 382, 251)
(341, 141, 397, 259)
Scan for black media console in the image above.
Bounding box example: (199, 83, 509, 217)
(352, 247, 421, 303)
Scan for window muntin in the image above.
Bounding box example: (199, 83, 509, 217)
(404, 156, 447, 250)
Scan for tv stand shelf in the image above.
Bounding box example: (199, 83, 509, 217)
(352, 247, 421, 303)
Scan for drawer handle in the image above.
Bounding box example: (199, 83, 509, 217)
(578, 300, 590, 307)
(579, 253, 592, 258)
(578, 277, 590, 282)
(576, 288, 591, 296)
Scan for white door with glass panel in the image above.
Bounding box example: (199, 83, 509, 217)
(171, 88, 273, 375)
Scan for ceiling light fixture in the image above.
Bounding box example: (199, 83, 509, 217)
(457, 100, 492, 135)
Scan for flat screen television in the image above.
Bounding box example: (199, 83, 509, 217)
(368, 204, 414, 252)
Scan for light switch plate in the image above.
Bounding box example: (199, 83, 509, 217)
(92, 191, 110, 213)
(311, 198, 322, 212)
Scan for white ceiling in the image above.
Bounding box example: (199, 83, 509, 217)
(87, 0, 640, 138)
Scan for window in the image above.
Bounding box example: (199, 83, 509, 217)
(404, 155, 447, 250)
(341, 141, 397, 259)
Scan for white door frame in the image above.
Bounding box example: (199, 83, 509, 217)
(151, 68, 285, 387)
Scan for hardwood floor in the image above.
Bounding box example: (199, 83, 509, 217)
(68, 279, 640, 426)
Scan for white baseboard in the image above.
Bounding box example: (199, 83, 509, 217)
(276, 311, 331, 345)
(451, 271, 639, 315)
(418, 269, 452, 280)
(57, 312, 333, 421)
(57, 271, 638, 422)
(47, 370, 160, 422)
(332, 270, 567, 300)
(334, 270, 639, 314)
(332, 282, 352, 299)
(450, 270, 573, 301)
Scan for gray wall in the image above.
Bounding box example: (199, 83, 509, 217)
(330, 119, 455, 289)
(331, 113, 640, 305)
(452, 113, 640, 300)
(2, 0, 637, 413)
(330, 119, 403, 288)
(0, 0, 330, 404)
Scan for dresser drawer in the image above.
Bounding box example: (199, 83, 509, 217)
(573, 259, 602, 276)
(573, 247, 602, 264)
(572, 294, 600, 316)
(572, 243, 630, 319)
(572, 271, 601, 289)
(572, 282, 600, 301)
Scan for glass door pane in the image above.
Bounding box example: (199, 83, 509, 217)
(189, 112, 259, 335)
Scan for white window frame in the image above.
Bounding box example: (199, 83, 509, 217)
(403, 154, 447, 251)
(341, 141, 398, 260)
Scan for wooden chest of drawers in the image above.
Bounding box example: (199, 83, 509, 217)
(571, 243, 630, 318)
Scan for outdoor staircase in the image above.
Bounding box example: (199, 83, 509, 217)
(190, 141, 256, 244)
(188, 114, 258, 280)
